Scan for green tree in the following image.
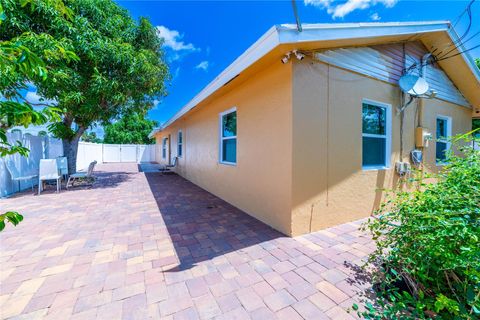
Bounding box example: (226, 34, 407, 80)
(0, 0, 76, 231)
(81, 131, 102, 143)
(104, 112, 157, 145)
(1, 0, 169, 173)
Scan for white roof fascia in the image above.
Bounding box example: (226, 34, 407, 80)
(277, 21, 449, 43)
(156, 21, 477, 134)
(148, 128, 160, 138)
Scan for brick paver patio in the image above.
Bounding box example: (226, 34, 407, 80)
(0, 163, 375, 319)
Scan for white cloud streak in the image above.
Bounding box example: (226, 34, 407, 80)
(156, 25, 198, 52)
(195, 61, 209, 71)
(305, 0, 398, 19)
(370, 12, 381, 21)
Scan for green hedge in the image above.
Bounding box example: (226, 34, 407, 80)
(359, 134, 480, 319)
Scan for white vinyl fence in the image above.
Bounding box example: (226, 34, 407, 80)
(1, 132, 157, 197)
(77, 142, 156, 169)
(1, 132, 63, 197)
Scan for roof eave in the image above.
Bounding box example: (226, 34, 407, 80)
(148, 127, 161, 138)
(159, 21, 478, 131)
(277, 21, 450, 44)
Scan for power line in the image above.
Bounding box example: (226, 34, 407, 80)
(436, 29, 480, 60)
(432, 0, 476, 59)
(435, 43, 480, 62)
(291, 0, 302, 32)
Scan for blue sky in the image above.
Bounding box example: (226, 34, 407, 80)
(116, 0, 480, 126)
(22, 0, 480, 134)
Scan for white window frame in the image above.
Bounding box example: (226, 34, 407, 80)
(177, 130, 183, 158)
(162, 137, 167, 160)
(436, 115, 452, 165)
(362, 99, 392, 170)
(219, 107, 237, 166)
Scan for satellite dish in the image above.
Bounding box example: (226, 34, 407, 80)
(399, 74, 429, 96)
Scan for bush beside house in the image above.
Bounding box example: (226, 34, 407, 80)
(359, 135, 480, 319)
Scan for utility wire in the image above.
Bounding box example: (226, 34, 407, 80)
(291, 0, 302, 32)
(434, 43, 480, 62)
(435, 0, 476, 59)
(452, 0, 476, 28)
(402, 0, 478, 73)
(435, 30, 480, 60)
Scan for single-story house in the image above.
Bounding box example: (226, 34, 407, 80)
(150, 21, 480, 236)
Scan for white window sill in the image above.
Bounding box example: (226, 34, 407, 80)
(362, 166, 389, 171)
(219, 161, 236, 166)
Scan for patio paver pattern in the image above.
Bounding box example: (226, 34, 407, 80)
(0, 163, 375, 319)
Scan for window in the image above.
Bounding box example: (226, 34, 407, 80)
(362, 100, 391, 169)
(436, 116, 451, 164)
(177, 130, 183, 158)
(162, 137, 167, 159)
(219, 108, 237, 165)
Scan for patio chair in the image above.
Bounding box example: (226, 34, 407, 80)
(38, 159, 61, 195)
(66, 160, 97, 189)
(159, 157, 178, 174)
(3, 158, 38, 193)
(56, 157, 68, 180)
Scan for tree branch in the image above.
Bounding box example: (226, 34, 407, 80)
(19, 96, 55, 107)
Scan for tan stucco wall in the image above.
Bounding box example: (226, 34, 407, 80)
(154, 53, 472, 237)
(155, 61, 293, 235)
(291, 59, 472, 236)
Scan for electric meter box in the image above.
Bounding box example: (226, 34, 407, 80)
(415, 127, 430, 148)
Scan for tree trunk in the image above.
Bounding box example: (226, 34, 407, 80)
(62, 127, 85, 174)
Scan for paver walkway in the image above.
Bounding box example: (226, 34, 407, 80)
(0, 163, 375, 319)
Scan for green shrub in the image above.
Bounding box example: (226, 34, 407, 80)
(359, 135, 480, 319)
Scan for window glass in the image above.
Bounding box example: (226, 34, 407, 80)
(436, 117, 450, 163)
(177, 131, 183, 157)
(220, 109, 237, 164)
(222, 112, 237, 137)
(437, 118, 447, 139)
(162, 138, 167, 159)
(362, 137, 386, 167)
(222, 139, 236, 163)
(436, 141, 448, 162)
(362, 104, 386, 135)
(362, 102, 389, 168)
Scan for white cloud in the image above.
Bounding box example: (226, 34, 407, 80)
(305, 0, 398, 19)
(370, 12, 381, 21)
(152, 99, 160, 110)
(156, 25, 198, 52)
(195, 61, 209, 71)
(304, 0, 332, 8)
(25, 91, 57, 107)
(173, 67, 180, 80)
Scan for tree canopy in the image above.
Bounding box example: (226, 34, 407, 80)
(103, 112, 157, 145)
(81, 131, 102, 143)
(0, 0, 78, 231)
(1, 0, 169, 172)
(0, 0, 76, 156)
